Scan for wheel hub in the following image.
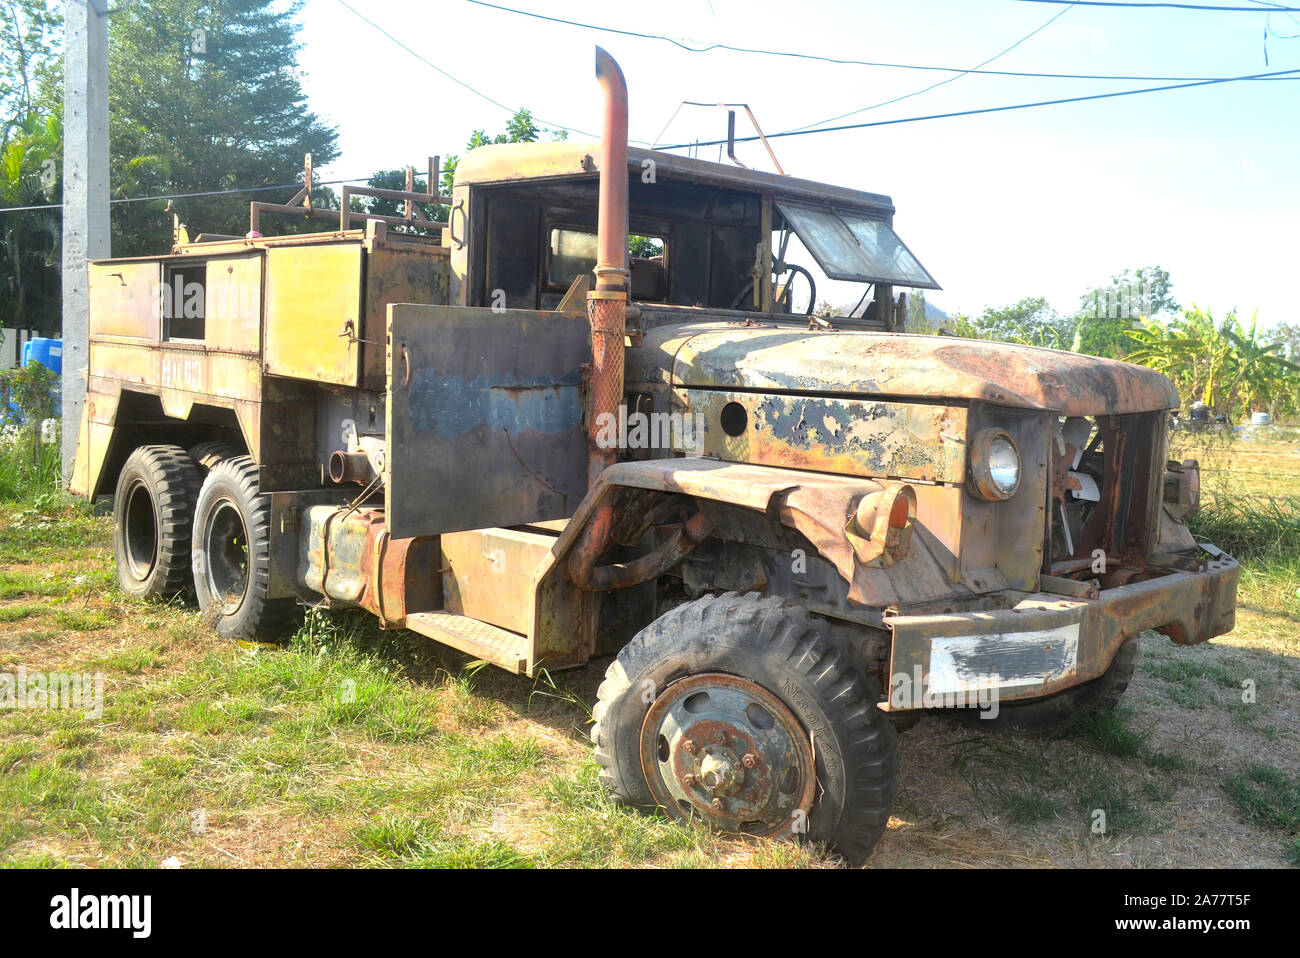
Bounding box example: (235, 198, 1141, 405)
(204, 497, 250, 614)
(640, 672, 815, 835)
(121, 479, 158, 582)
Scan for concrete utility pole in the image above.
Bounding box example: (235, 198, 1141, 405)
(61, 0, 111, 482)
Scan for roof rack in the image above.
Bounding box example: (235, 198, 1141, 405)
(248, 153, 452, 236)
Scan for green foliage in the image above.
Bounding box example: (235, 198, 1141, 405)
(107, 0, 339, 254)
(0, 358, 58, 425)
(439, 109, 569, 194)
(1271, 321, 1300, 363)
(0, 111, 62, 334)
(0, 360, 60, 506)
(628, 234, 662, 258)
(1125, 307, 1300, 420)
(973, 296, 1074, 348)
(1079, 265, 1178, 320)
(0, 0, 62, 147)
(1222, 765, 1300, 834)
(940, 265, 1179, 360)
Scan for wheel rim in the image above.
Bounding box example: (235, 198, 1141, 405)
(204, 497, 250, 614)
(121, 478, 158, 582)
(639, 672, 816, 836)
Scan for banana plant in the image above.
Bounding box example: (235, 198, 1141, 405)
(1126, 307, 1300, 420)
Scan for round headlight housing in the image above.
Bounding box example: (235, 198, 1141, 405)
(969, 429, 1022, 501)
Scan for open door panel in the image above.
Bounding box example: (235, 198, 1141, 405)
(386, 304, 591, 538)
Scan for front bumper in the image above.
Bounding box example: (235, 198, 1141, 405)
(881, 553, 1239, 711)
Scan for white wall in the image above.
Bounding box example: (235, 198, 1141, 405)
(1, 328, 35, 370)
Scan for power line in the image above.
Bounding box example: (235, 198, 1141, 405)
(786, 1, 1075, 133)
(659, 64, 1300, 149)
(1017, 1, 1300, 10)
(0, 176, 377, 215)
(461, 0, 1300, 81)
(331, 0, 599, 139)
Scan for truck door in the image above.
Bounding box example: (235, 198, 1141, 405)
(385, 304, 591, 538)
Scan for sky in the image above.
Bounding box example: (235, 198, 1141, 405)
(296, 0, 1300, 328)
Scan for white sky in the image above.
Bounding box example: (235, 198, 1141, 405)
(297, 0, 1300, 328)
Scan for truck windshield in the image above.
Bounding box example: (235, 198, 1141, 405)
(775, 202, 939, 290)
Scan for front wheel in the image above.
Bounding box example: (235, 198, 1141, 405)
(192, 456, 296, 640)
(591, 592, 897, 864)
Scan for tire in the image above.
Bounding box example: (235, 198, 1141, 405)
(591, 592, 897, 865)
(112, 444, 203, 600)
(188, 440, 243, 474)
(960, 635, 1139, 734)
(192, 455, 296, 640)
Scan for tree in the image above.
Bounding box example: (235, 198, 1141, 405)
(0, 112, 61, 335)
(1079, 265, 1178, 321)
(1072, 265, 1178, 359)
(969, 296, 1073, 347)
(108, 0, 339, 255)
(1271, 322, 1300, 363)
(905, 290, 928, 331)
(0, 0, 62, 148)
(352, 169, 439, 234)
(0, 0, 61, 338)
(440, 109, 568, 194)
(1125, 307, 1300, 420)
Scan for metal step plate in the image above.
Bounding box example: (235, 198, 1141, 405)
(404, 611, 529, 674)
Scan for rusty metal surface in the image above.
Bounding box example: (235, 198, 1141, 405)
(530, 457, 997, 673)
(440, 527, 555, 635)
(405, 611, 529, 674)
(385, 304, 592, 538)
(297, 505, 439, 626)
(641, 322, 1180, 415)
(569, 507, 715, 591)
(676, 387, 968, 482)
(884, 553, 1240, 710)
(360, 244, 450, 390)
(453, 142, 895, 217)
(639, 672, 815, 835)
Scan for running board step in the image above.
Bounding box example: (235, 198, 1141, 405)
(404, 612, 529, 674)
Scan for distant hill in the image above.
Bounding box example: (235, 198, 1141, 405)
(831, 298, 948, 321)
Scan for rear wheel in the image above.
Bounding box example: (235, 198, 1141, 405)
(112, 445, 202, 600)
(592, 592, 897, 864)
(188, 440, 243, 474)
(192, 456, 296, 640)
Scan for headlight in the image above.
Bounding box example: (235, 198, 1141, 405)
(969, 429, 1021, 500)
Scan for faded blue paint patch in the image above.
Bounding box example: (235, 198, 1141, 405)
(408, 369, 583, 438)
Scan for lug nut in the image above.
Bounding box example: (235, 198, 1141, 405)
(714, 731, 727, 744)
(683, 740, 698, 755)
(742, 753, 757, 768)
(711, 799, 724, 812)
(682, 773, 697, 787)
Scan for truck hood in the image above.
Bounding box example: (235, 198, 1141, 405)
(638, 322, 1179, 416)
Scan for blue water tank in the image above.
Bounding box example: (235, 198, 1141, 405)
(21, 337, 62, 374)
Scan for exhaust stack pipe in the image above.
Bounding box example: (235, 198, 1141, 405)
(587, 46, 629, 488)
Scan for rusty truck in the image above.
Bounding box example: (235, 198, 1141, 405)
(67, 48, 1238, 863)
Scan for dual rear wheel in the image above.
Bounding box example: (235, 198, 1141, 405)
(112, 443, 293, 639)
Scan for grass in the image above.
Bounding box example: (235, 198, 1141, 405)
(0, 435, 1297, 868)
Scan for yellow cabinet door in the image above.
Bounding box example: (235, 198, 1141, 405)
(263, 242, 363, 385)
